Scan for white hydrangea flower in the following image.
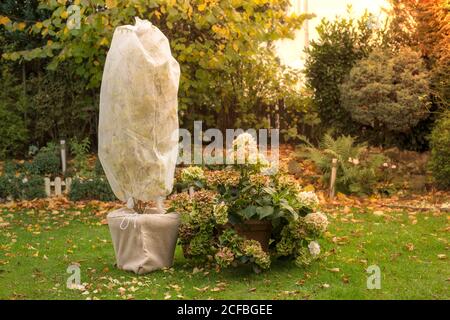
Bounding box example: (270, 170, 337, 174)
(308, 241, 321, 256)
(231, 133, 258, 163)
(248, 152, 267, 165)
(304, 211, 329, 234)
(297, 191, 320, 208)
(261, 161, 278, 176)
(232, 133, 258, 151)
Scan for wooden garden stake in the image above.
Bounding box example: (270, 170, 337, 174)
(60, 140, 67, 174)
(329, 158, 338, 199)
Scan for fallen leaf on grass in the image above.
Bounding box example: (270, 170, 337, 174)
(67, 283, 86, 291)
(193, 286, 209, 292)
(296, 279, 305, 286)
(192, 267, 202, 274)
(332, 236, 349, 245)
(169, 284, 181, 292)
(437, 254, 446, 260)
(281, 290, 300, 296)
(326, 268, 340, 273)
(373, 210, 384, 217)
(391, 252, 402, 261)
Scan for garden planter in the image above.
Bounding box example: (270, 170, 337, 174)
(233, 220, 272, 252)
(107, 207, 180, 274)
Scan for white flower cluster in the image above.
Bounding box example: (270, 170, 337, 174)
(230, 133, 273, 173)
(232, 133, 258, 154)
(308, 241, 321, 256)
(297, 191, 320, 208)
(304, 211, 329, 234)
(180, 166, 205, 183)
(260, 160, 278, 176)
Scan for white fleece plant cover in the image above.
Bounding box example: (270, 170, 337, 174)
(99, 18, 180, 202)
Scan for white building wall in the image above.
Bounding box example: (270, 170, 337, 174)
(275, 0, 388, 70)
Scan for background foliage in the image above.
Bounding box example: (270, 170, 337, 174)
(429, 111, 450, 189)
(0, 0, 311, 159)
(340, 46, 431, 146)
(303, 12, 380, 137)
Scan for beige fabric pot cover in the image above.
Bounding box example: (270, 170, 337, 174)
(107, 208, 180, 274)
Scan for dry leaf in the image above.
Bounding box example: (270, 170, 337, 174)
(194, 286, 209, 292)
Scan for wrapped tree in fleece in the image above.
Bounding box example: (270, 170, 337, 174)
(99, 18, 181, 274)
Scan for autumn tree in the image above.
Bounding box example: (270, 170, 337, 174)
(386, 0, 449, 109)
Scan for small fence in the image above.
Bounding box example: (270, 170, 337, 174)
(44, 177, 72, 197)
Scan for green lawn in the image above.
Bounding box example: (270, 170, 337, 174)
(0, 204, 448, 300)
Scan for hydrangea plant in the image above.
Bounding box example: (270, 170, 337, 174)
(169, 133, 329, 272)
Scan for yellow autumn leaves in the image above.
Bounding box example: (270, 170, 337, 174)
(0, 15, 11, 26)
(0, 16, 26, 31)
(198, 0, 219, 12)
(106, 0, 118, 9)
